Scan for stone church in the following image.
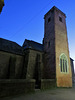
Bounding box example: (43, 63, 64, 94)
(0, 6, 74, 95)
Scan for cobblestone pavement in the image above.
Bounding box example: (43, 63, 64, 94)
(1, 88, 75, 100)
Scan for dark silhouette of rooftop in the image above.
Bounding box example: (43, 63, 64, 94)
(23, 39, 44, 52)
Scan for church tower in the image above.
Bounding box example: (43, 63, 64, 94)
(43, 6, 72, 87)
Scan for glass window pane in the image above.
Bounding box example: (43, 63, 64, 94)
(65, 60, 67, 72)
(60, 54, 68, 73)
(60, 59, 62, 72)
(63, 59, 65, 72)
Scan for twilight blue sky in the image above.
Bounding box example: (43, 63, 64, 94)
(0, 0, 75, 69)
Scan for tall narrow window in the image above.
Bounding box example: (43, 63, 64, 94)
(48, 17, 51, 23)
(59, 16, 62, 22)
(60, 53, 68, 73)
(48, 41, 50, 48)
(65, 60, 67, 72)
(60, 58, 62, 72)
(63, 59, 65, 72)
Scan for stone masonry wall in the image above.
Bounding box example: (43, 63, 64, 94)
(54, 8, 72, 87)
(0, 51, 24, 79)
(26, 49, 44, 80)
(41, 79, 56, 90)
(0, 79, 35, 97)
(43, 9, 56, 79)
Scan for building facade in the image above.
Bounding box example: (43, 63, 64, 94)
(0, 6, 74, 89)
(43, 6, 72, 87)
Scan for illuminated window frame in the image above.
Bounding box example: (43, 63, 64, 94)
(59, 53, 68, 73)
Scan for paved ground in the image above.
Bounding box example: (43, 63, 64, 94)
(1, 88, 75, 100)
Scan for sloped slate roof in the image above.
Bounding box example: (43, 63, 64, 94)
(70, 58, 74, 61)
(22, 39, 44, 52)
(0, 38, 23, 55)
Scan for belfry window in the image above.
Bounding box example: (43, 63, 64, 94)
(48, 17, 51, 23)
(60, 53, 68, 73)
(59, 16, 62, 22)
(48, 41, 50, 48)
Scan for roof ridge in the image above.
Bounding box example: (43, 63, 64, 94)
(25, 39, 43, 45)
(0, 38, 22, 47)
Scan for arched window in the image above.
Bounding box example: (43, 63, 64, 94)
(60, 53, 68, 73)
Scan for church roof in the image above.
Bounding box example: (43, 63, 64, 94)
(0, 38, 23, 55)
(22, 39, 44, 52)
(70, 58, 74, 61)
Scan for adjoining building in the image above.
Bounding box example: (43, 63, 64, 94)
(0, 6, 74, 97)
(70, 58, 74, 83)
(0, 0, 4, 13)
